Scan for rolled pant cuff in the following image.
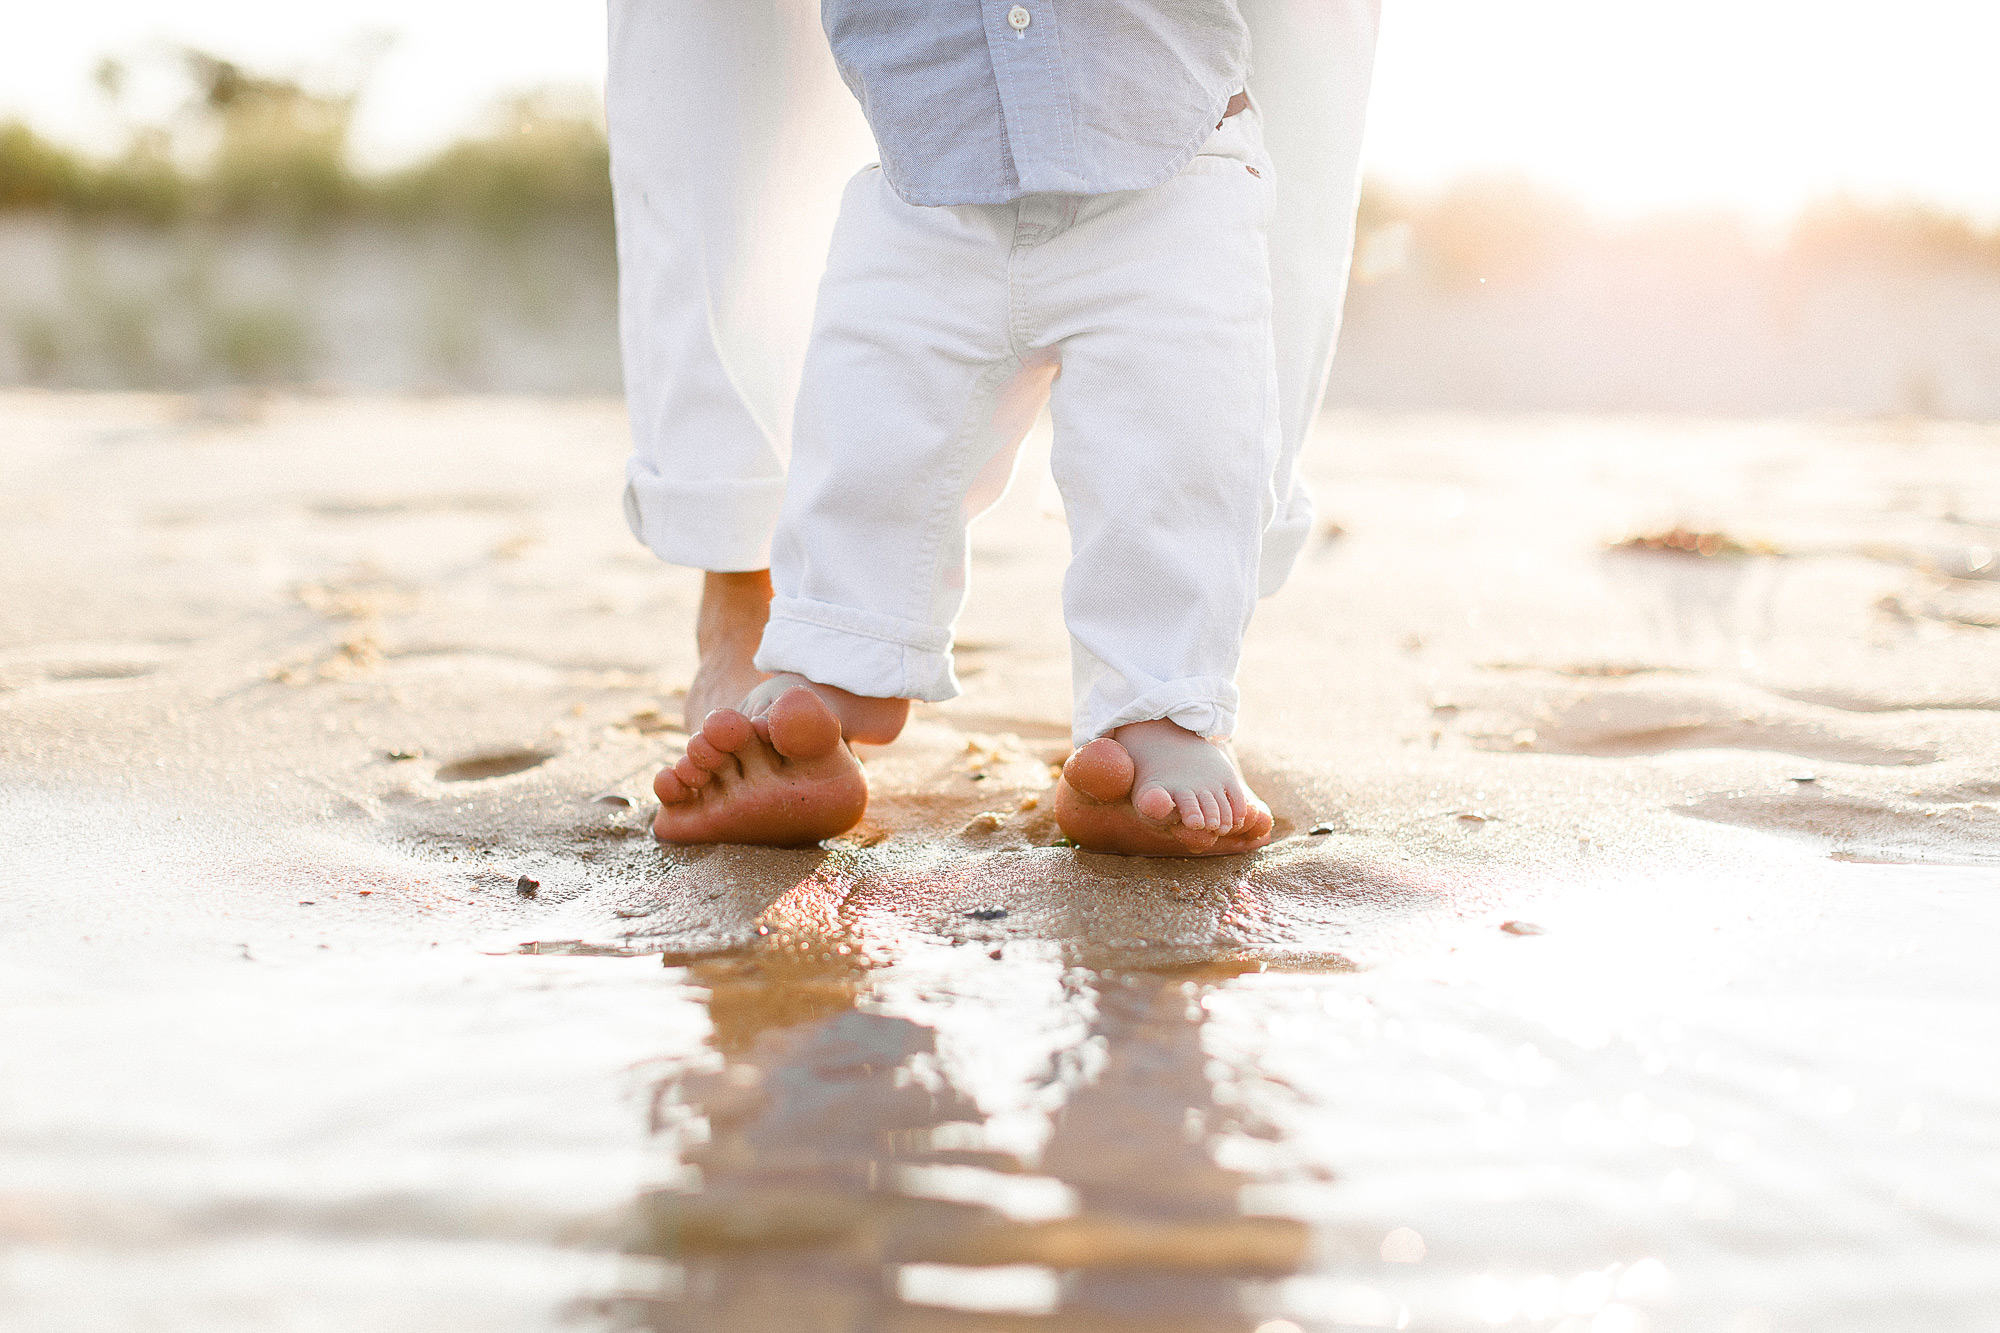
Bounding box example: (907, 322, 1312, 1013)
(623, 467, 786, 572)
(1257, 488, 1316, 598)
(753, 596, 959, 702)
(1080, 677, 1240, 746)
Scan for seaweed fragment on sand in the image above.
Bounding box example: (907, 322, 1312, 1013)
(1609, 527, 1778, 558)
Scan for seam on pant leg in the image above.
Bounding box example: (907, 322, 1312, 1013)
(1005, 204, 1044, 362)
(1257, 480, 1315, 598)
(1250, 276, 1289, 597)
(1004, 200, 1026, 361)
(912, 357, 1023, 634)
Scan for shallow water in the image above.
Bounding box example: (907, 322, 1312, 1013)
(4, 397, 1999, 1332)
(592, 858, 2000, 1333)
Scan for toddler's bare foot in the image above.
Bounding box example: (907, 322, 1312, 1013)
(683, 570, 773, 731)
(653, 675, 908, 847)
(1054, 719, 1273, 857)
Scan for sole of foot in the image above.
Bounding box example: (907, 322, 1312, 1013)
(654, 685, 867, 847)
(1054, 734, 1275, 857)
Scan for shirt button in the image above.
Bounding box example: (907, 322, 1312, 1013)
(1007, 5, 1032, 30)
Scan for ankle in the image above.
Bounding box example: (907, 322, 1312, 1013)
(696, 570, 773, 653)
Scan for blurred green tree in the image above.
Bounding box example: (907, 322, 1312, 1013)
(185, 51, 360, 225)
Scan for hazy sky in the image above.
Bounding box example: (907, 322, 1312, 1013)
(6, 1, 1998, 222)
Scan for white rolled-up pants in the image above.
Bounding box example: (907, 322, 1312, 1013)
(606, 0, 1379, 735)
(759, 109, 1277, 744)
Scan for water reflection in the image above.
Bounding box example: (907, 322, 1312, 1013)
(623, 940, 1299, 1330)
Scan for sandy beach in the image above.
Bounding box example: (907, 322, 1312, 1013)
(3, 391, 1999, 1331)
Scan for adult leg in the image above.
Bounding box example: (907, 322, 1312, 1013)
(605, 0, 873, 725)
(1239, 0, 1382, 594)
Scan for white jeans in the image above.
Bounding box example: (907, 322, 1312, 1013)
(608, 0, 1380, 580)
(606, 0, 1379, 737)
(757, 110, 1278, 744)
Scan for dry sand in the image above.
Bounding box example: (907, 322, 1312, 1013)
(3, 392, 1999, 1331)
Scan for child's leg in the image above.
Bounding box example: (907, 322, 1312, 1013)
(656, 167, 1048, 845)
(1033, 113, 1283, 855)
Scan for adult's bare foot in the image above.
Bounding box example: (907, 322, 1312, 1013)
(1054, 719, 1274, 857)
(683, 570, 773, 731)
(736, 672, 910, 747)
(654, 685, 868, 846)
(654, 674, 909, 847)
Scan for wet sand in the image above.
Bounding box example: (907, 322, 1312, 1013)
(3, 393, 1999, 1331)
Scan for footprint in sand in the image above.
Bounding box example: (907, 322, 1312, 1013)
(1768, 686, 2000, 714)
(305, 493, 531, 519)
(434, 748, 556, 782)
(1680, 777, 2000, 866)
(1456, 672, 1938, 766)
(1881, 583, 2000, 631)
(1597, 543, 1783, 659)
(0, 642, 173, 692)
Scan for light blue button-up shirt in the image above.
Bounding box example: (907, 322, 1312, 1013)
(822, 0, 1251, 207)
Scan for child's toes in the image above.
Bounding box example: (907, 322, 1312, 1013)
(1063, 739, 1136, 802)
(1175, 789, 1208, 830)
(1172, 816, 1222, 851)
(1196, 790, 1224, 831)
(1133, 781, 1178, 824)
